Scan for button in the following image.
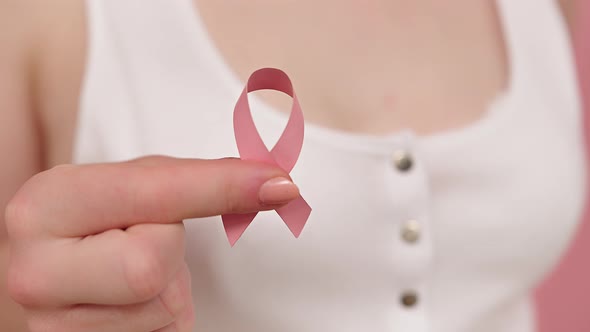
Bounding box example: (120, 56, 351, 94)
(401, 291, 418, 307)
(392, 150, 413, 172)
(401, 220, 420, 243)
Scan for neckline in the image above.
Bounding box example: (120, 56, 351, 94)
(180, 0, 519, 155)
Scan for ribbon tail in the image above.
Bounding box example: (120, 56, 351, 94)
(276, 196, 312, 238)
(222, 212, 258, 246)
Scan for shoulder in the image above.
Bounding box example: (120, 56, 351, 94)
(1, 0, 87, 166)
(0, 0, 86, 76)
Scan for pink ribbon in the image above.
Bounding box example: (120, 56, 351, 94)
(222, 68, 312, 246)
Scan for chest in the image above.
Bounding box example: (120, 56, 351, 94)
(195, 0, 508, 136)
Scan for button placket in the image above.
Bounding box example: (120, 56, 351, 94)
(387, 139, 433, 331)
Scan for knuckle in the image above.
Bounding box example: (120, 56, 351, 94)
(5, 166, 75, 238)
(7, 263, 45, 307)
(124, 244, 168, 301)
(4, 189, 37, 238)
(223, 176, 245, 213)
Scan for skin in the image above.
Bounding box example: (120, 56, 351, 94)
(0, 0, 579, 331)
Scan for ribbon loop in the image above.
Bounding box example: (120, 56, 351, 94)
(222, 68, 312, 246)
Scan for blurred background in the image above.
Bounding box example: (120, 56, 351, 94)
(535, 1, 590, 331)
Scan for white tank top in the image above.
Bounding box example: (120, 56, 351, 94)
(75, 1, 586, 331)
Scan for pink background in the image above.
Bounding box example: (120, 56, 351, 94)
(536, 2, 590, 331)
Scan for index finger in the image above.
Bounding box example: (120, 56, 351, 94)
(14, 156, 298, 237)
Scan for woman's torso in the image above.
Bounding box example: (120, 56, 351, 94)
(38, 0, 586, 331)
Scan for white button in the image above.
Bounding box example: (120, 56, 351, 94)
(401, 220, 420, 243)
(392, 150, 413, 172)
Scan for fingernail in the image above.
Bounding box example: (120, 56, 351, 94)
(258, 177, 300, 205)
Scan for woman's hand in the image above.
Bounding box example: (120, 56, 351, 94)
(4, 156, 298, 332)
